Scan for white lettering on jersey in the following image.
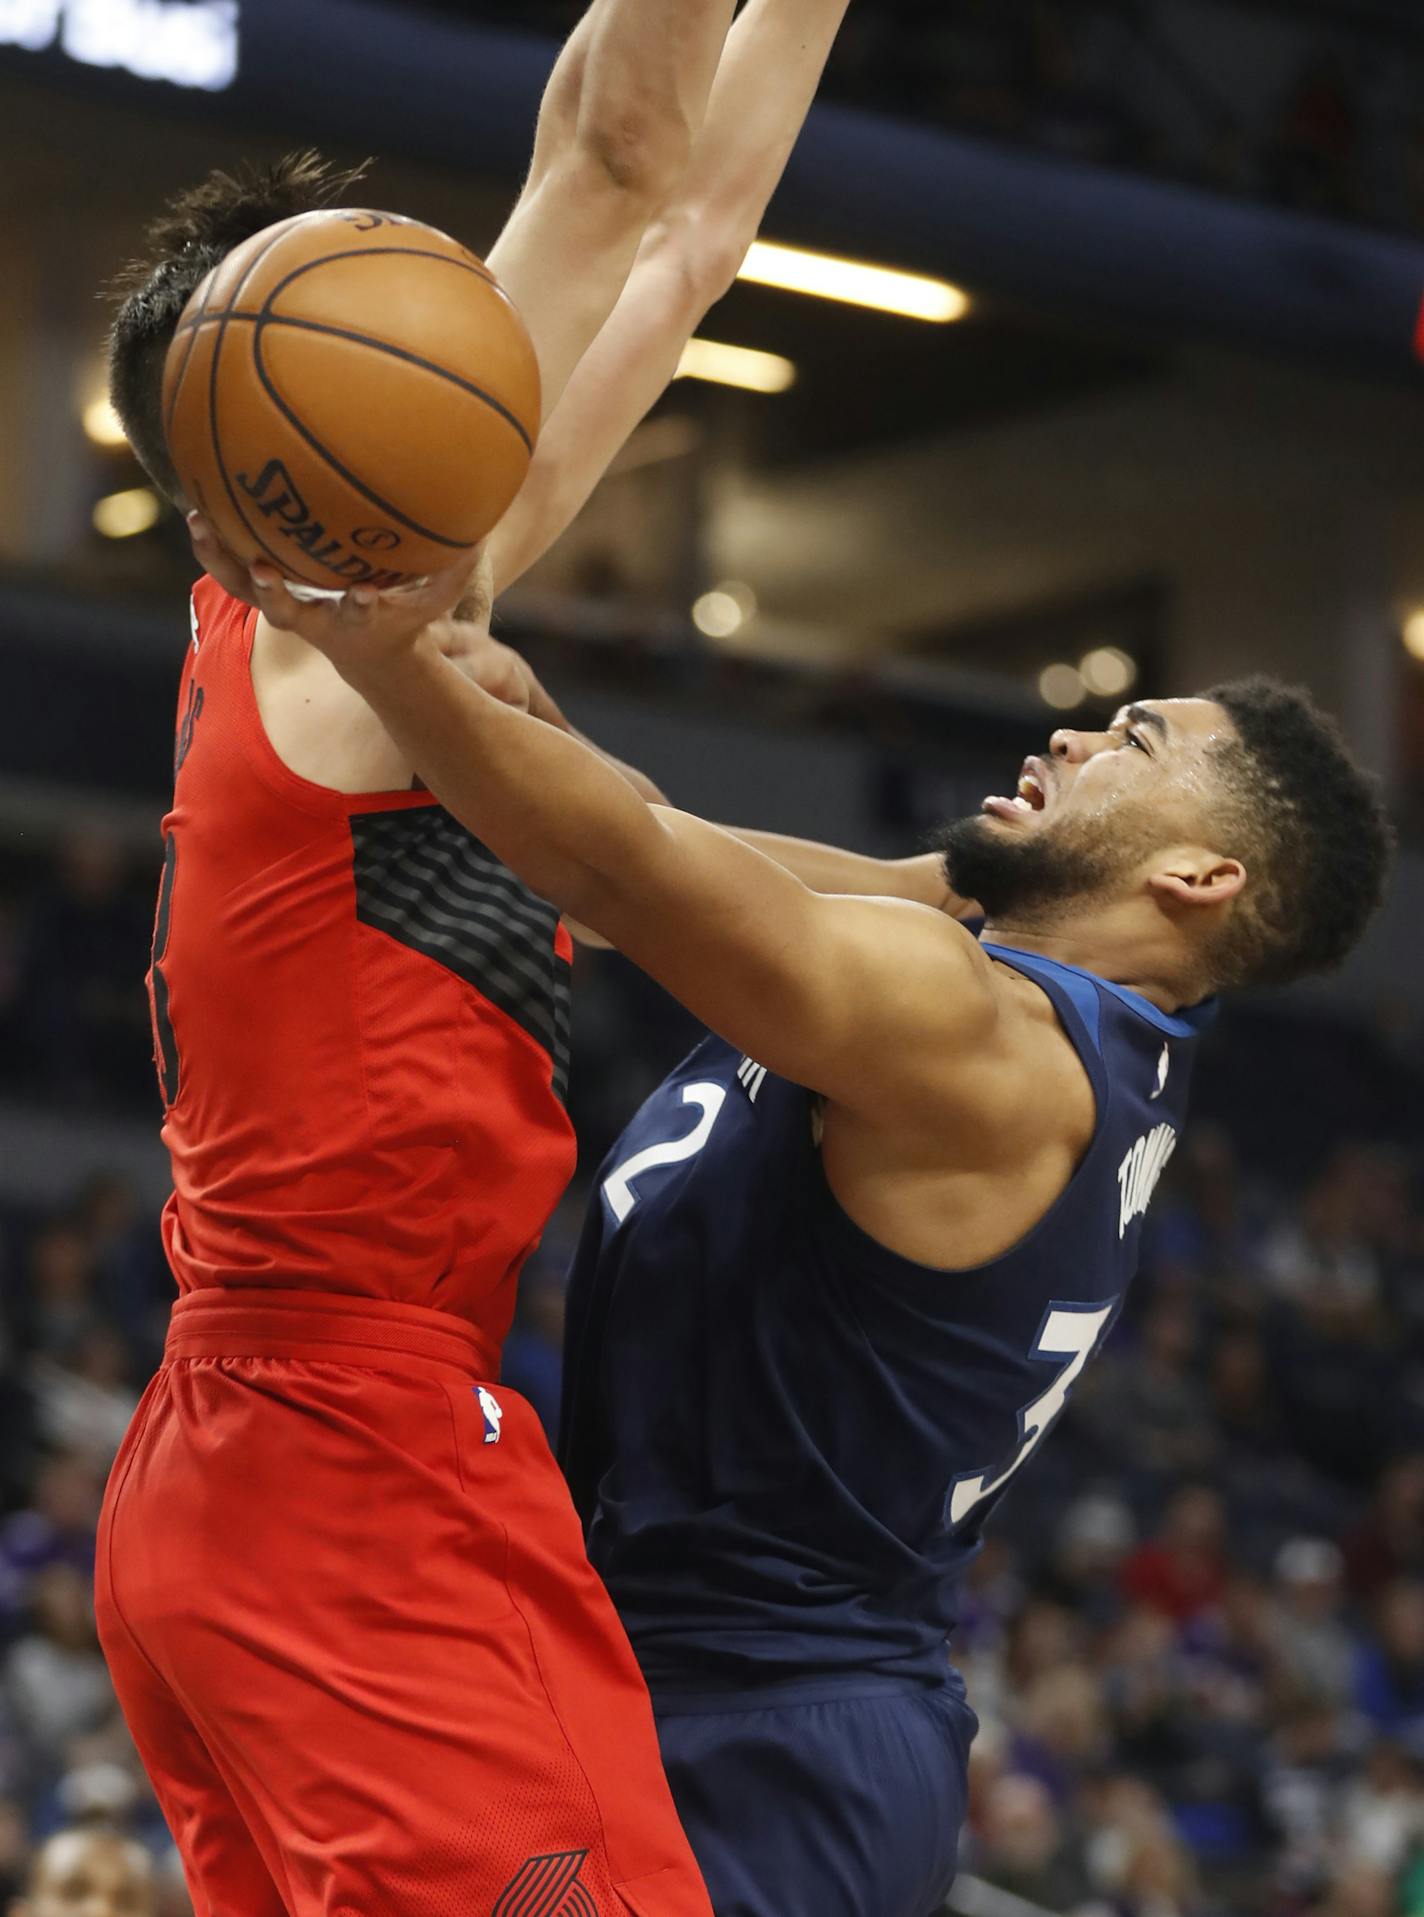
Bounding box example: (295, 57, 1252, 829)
(736, 1056, 768, 1103)
(602, 1083, 727, 1225)
(950, 1301, 1116, 1527)
(1117, 1122, 1177, 1240)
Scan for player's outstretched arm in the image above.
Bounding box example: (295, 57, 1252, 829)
(713, 831, 972, 915)
(491, 0, 853, 593)
(562, 835, 964, 949)
(514, 665, 969, 914)
(483, 0, 738, 428)
(246, 573, 996, 1115)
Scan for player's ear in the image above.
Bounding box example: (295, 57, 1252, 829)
(1147, 849, 1246, 912)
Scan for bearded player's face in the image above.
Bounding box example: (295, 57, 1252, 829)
(939, 697, 1238, 921)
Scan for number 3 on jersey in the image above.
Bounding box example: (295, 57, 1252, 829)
(603, 1083, 726, 1224)
(149, 830, 181, 1107)
(949, 1300, 1117, 1527)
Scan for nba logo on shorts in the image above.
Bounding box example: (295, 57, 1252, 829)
(476, 1386, 504, 1445)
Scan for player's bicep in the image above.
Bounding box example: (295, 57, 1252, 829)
(591, 810, 998, 1110)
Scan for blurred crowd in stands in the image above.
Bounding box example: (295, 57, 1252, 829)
(841, 0, 1424, 234)
(469, 0, 1424, 237)
(4, 833, 1424, 1916)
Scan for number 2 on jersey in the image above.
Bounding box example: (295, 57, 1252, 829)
(949, 1301, 1116, 1527)
(603, 1083, 726, 1224)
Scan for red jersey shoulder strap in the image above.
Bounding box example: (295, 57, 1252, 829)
(186, 574, 431, 819)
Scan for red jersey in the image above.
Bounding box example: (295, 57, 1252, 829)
(148, 576, 575, 1346)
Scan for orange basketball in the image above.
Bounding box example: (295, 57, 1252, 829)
(162, 208, 541, 591)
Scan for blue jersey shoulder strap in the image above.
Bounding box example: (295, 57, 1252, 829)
(981, 942, 1216, 1044)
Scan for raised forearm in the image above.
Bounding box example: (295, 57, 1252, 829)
(717, 831, 966, 913)
(524, 673, 670, 805)
(490, 0, 851, 592)
(521, 678, 949, 896)
(485, 0, 738, 424)
(655, 0, 853, 264)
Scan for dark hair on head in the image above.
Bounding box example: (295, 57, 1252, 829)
(1201, 675, 1393, 990)
(105, 150, 372, 499)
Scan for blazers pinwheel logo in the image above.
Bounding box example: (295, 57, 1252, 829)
(492, 1850, 597, 1917)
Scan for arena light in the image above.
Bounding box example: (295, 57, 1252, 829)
(738, 241, 970, 324)
(93, 487, 161, 539)
(82, 396, 129, 449)
(1039, 663, 1086, 711)
(1, 0, 240, 90)
(675, 339, 796, 394)
(1403, 612, 1424, 663)
(693, 583, 757, 640)
(1079, 646, 1137, 698)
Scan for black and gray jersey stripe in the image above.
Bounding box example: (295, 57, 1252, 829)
(351, 807, 571, 1100)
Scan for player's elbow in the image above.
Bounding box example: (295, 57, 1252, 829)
(575, 95, 695, 208)
(639, 205, 752, 317)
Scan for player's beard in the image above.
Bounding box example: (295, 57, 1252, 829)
(935, 805, 1158, 926)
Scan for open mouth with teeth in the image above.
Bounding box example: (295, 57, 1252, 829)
(982, 761, 1049, 823)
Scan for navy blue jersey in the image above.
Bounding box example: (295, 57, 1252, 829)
(559, 944, 1212, 1695)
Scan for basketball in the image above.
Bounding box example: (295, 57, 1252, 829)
(161, 208, 541, 591)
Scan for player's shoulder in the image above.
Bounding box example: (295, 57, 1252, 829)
(813, 892, 1000, 1075)
(972, 950, 1101, 1146)
(893, 921, 1095, 1143)
(822, 912, 1096, 1178)
(876, 896, 1015, 1027)
(821, 892, 1009, 1036)
(841, 891, 998, 974)
(813, 895, 1008, 1118)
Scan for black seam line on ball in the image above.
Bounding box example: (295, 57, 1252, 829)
(261, 245, 500, 305)
(251, 309, 535, 457)
(247, 316, 490, 550)
(256, 245, 529, 451)
(209, 227, 314, 583)
(165, 265, 221, 447)
(169, 247, 498, 342)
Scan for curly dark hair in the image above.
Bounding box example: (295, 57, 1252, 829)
(105, 150, 371, 499)
(1202, 676, 1393, 990)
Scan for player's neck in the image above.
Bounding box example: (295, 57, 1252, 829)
(979, 916, 1193, 1014)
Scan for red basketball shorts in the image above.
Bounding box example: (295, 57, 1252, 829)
(95, 1290, 713, 1917)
